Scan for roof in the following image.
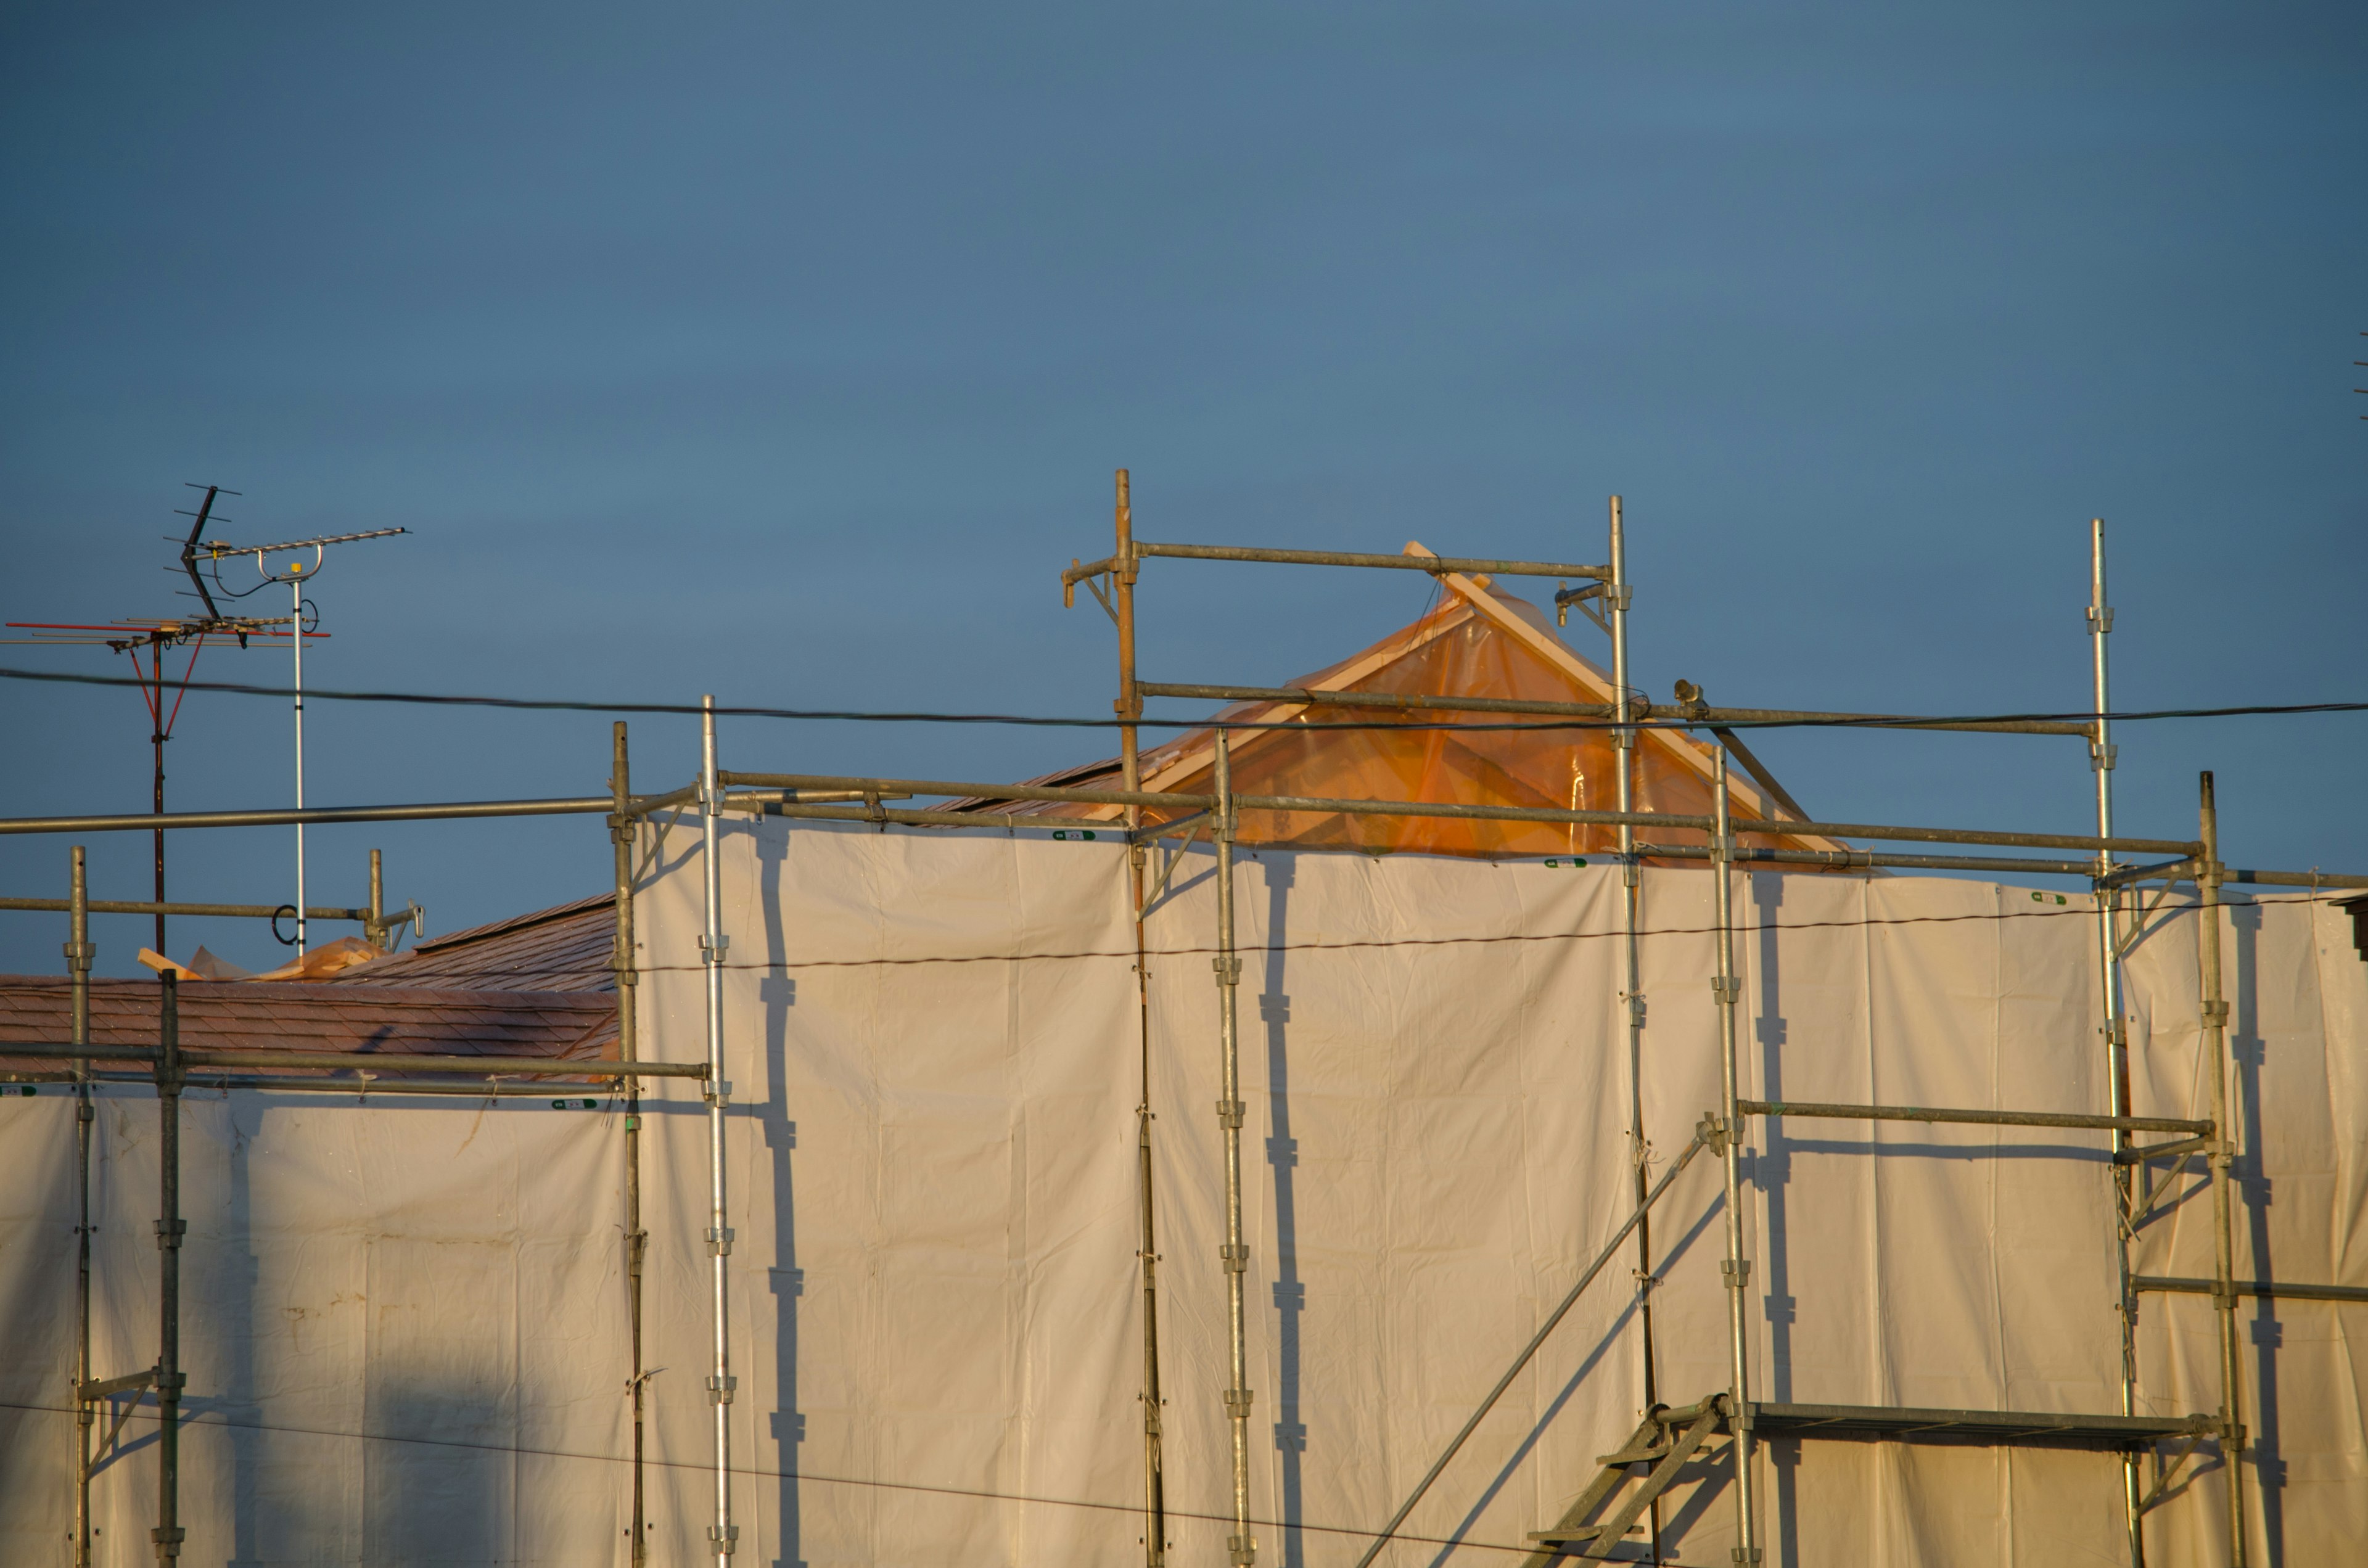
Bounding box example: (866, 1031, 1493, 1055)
(956, 546, 1844, 863)
(328, 891, 617, 992)
(0, 975, 616, 1076)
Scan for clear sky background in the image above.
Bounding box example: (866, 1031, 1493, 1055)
(1, 2, 2361, 977)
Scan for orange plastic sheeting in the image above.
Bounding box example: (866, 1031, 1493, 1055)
(1036, 591, 1823, 863)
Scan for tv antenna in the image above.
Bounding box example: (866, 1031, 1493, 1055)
(183, 503, 408, 954)
(4, 485, 407, 959)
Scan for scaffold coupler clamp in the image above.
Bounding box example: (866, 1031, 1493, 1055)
(152, 1524, 186, 1558)
(1227, 1532, 1258, 1566)
(607, 810, 636, 846)
(1710, 975, 1743, 1004)
(699, 932, 730, 965)
(2089, 739, 2118, 772)
(708, 1522, 740, 1553)
(706, 1373, 737, 1405)
(1213, 954, 1242, 985)
(1698, 1112, 1728, 1154)
(63, 938, 95, 974)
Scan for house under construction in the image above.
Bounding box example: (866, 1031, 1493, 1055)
(2, 483, 2363, 1567)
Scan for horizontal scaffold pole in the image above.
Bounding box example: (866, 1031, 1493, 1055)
(22, 1069, 635, 1099)
(1063, 542, 1611, 587)
(0, 898, 370, 920)
(0, 798, 611, 835)
(0, 1043, 705, 1078)
(1738, 1098, 2211, 1136)
(1135, 681, 2097, 736)
(717, 771, 1215, 811)
(2133, 1275, 2368, 1305)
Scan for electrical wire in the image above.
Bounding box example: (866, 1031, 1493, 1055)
(1, 663, 2364, 734)
(38, 890, 2325, 987)
(0, 1397, 1545, 1556)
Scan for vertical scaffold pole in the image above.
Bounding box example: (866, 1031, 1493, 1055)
(152, 972, 184, 1565)
(1212, 729, 1257, 1568)
(2197, 772, 2245, 1567)
(1711, 752, 1759, 1566)
(2087, 520, 2143, 1566)
(69, 847, 94, 1568)
(1607, 496, 1661, 1559)
(701, 696, 738, 1564)
(612, 721, 649, 1566)
(366, 849, 384, 950)
(1114, 470, 1168, 1567)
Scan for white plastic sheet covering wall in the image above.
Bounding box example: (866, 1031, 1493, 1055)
(2, 816, 2361, 1566)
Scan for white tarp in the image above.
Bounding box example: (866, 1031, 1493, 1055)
(3, 817, 2361, 1565)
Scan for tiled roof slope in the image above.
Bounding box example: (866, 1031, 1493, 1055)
(329, 891, 617, 992)
(0, 977, 616, 1071)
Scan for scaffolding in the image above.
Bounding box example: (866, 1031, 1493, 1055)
(4, 482, 2366, 1566)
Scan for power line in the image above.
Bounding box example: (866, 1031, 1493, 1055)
(607, 888, 2341, 975)
(1, 662, 2363, 734)
(0, 1398, 1544, 1556)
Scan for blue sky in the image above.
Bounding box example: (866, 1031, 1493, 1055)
(2, 2, 2362, 975)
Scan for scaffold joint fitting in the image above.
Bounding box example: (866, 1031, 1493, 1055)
(1215, 1098, 1245, 1129)
(1220, 1242, 1250, 1273)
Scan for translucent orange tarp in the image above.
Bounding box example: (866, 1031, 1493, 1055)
(1024, 587, 1831, 864)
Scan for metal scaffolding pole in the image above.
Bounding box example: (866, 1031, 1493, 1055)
(2087, 520, 2144, 1566)
(1711, 751, 1759, 1566)
(1606, 495, 1663, 1562)
(2197, 773, 2245, 1567)
(366, 850, 384, 949)
(612, 721, 649, 1566)
(152, 973, 185, 1564)
(701, 696, 738, 1564)
(1111, 471, 1169, 1568)
(1212, 730, 1256, 1568)
(69, 847, 94, 1568)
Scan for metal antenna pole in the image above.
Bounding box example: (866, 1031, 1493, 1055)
(291, 568, 308, 955)
(1114, 469, 1168, 1568)
(2087, 520, 2143, 1566)
(149, 633, 168, 956)
(1607, 494, 1663, 1561)
(612, 721, 649, 1565)
(2197, 773, 2246, 1567)
(69, 847, 94, 1568)
(152, 974, 185, 1566)
(1212, 729, 1257, 1568)
(1712, 750, 1760, 1566)
(701, 695, 738, 1566)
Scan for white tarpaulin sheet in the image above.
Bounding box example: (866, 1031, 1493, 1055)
(2, 816, 2362, 1565)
